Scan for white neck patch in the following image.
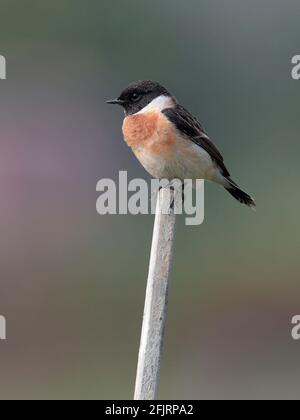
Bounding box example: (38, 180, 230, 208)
(137, 95, 175, 114)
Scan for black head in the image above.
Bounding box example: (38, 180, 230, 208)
(106, 80, 172, 115)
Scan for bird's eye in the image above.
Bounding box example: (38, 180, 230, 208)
(131, 92, 141, 102)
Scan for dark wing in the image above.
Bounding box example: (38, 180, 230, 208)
(162, 104, 230, 177)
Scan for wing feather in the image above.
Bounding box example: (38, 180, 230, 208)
(162, 105, 230, 177)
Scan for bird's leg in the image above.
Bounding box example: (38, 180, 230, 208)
(169, 186, 175, 210)
(182, 182, 185, 205)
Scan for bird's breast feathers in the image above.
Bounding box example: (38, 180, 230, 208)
(123, 111, 175, 153)
(122, 109, 215, 180)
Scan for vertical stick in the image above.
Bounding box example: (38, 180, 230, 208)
(134, 187, 176, 400)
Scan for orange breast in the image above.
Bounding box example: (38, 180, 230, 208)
(122, 111, 175, 156)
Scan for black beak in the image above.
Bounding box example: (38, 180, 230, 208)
(106, 98, 126, 105)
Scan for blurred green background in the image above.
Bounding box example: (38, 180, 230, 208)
(0, 0, 300, 400)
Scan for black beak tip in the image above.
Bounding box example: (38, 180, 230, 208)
(106, 99, 123, 105)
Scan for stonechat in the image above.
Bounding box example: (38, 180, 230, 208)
(107, 80, 255, 208)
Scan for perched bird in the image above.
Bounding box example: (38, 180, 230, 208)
(107, 80, 255, 208)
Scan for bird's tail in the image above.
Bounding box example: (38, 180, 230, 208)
(224, 178, 256, 208)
